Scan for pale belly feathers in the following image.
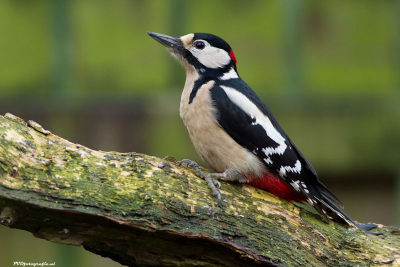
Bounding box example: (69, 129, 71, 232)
(179, 77, 264, 177)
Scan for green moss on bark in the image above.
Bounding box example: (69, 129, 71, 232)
(0, 113, 399, 267)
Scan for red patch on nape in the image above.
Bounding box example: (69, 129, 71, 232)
(229, 50, 237, 65)
(245, 172, 305, 203)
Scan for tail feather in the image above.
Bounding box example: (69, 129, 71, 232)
(318, 195, 381, 236)
(316, 183, 344, 209)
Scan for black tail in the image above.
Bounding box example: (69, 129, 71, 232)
(317, 183, 344, 209)
(318, 195, 381, 235)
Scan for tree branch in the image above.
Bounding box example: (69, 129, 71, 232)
(0, 113, 399, 266)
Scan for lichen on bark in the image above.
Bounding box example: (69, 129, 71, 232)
(0, 113, 399, 266)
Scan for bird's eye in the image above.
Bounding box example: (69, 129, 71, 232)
(194, 41, 205, 50)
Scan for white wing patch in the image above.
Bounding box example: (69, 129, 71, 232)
(219, 67, 239, 80)
(290, 178, 310, 196)
(221, 86, 287, 161)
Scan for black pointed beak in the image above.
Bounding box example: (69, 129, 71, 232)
(148, 32, 185, 52)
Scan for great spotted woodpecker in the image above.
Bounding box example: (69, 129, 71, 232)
(148, 32, 379, 235)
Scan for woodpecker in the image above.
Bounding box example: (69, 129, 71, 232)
(148, 32, 378, 235)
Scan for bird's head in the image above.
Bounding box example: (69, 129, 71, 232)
(148, 32, 237, 76)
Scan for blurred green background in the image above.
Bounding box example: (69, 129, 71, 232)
(0, 0, 399, 266)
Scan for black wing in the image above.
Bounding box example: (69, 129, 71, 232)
(210, 79, 343, 222)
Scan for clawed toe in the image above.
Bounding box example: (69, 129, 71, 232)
(214, 179, 221, 189)
(179, 159, 203, 174)
(179, 159, 223, 204)
(179, 159, 199, 168)
(214, 189, 222, 204)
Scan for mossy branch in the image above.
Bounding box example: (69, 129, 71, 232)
(0, 113, 399, 266)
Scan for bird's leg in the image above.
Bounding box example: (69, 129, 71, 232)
(222, 168, 248, 183)
(179, 159, 247, 204)
(179, 159, 224, 203)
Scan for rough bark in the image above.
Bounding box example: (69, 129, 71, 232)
(0, 113, 399, 267)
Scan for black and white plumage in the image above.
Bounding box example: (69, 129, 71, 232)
(148, 31, 378, 235)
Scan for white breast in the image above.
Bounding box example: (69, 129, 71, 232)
(180, 72, 264, 176)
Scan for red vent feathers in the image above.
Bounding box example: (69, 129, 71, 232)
(246, 172, 305, 203)
(229, 50, 237, 65)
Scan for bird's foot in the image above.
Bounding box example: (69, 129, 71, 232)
(179, 159, 224, 204)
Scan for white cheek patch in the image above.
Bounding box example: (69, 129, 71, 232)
(191, 45, 231, 69)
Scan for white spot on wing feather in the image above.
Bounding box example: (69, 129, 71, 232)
(279, 160, 302, 177)
(290, 182, 301, 192)
(263, 158, 273, 164)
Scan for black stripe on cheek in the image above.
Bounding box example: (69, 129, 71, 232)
(189, 77, 211, 104)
